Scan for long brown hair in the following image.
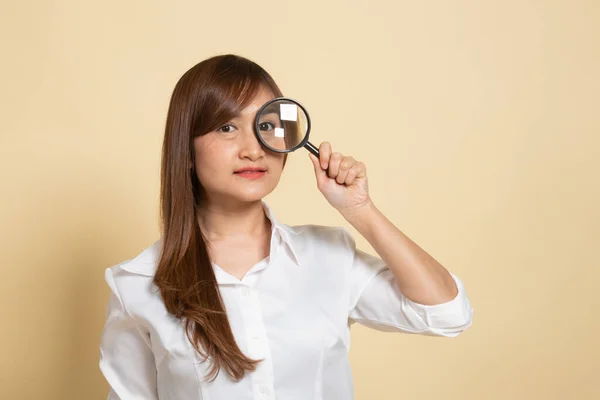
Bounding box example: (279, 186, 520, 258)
(153, 54, 284, 382)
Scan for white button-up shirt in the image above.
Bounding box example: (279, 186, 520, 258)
(99, 202, 473, 399)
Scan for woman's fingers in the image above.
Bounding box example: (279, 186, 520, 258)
(344, 165, 359, 186)
(345, 162, 365, 185)
(328, 152, 342, 179)
(336, 156, 354, 184)
(317, 142, 364, 185)
(318, 142, 332, 170)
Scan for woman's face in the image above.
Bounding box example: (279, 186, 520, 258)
(192, 87, 285, 206)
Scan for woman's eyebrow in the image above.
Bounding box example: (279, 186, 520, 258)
(228, 114, 245, 122)
(258, 112, 279, 119)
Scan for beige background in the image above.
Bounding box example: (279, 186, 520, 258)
(1, 0, 598, 399)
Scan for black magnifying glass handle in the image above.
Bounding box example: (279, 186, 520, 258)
(304, 141, 334, 177)
(304, 141, 320, 157)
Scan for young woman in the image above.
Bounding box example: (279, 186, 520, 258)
(99, 54, 473, 400)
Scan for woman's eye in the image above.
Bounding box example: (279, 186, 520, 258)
(218, 124, 236, 133)
(259, 122, 275, 132)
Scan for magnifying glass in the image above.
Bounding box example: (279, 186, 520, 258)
(254, 97, 320, 157)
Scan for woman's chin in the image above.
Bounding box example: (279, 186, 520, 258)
(235, 179, 278, 200)
(202, 178, 279, 205)
(240, 190, 273, 203)
(225, 186, 275, 204)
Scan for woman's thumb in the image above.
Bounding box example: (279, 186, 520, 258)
(308, 153, 325, 181)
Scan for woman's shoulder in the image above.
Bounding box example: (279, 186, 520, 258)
(282, 223, 348, 237)
(107, 238, 162, 279)
(104, 239, 163, 316)
(105, 239, 161, 299)
(278, 223, 356, 253)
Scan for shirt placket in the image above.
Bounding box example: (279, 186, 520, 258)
(239, 284, 275, 400)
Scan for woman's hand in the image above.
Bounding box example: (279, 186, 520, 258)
(308, 142, 372, 218)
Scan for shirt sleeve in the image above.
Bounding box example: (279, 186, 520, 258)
(99, 267, 159, 399)
(344, 229, 473, 337)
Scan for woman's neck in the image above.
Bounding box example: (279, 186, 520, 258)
(197, 199, 271, 242)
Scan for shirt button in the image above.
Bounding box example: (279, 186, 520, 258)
(259, 385, 268, 394)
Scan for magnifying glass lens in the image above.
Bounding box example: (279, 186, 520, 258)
(256, 99, 309, 152)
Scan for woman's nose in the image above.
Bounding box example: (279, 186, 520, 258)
(239, 127, 265, 160)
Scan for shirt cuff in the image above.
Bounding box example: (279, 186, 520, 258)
(406, 272, 473, 334)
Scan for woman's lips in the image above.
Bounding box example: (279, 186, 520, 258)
(234, 170, 266, 179)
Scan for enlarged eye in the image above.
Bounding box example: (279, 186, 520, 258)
(258, 122, 275, 132)
(217, 124, 237, 133)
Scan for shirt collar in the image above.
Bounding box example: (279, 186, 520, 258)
(261, 201, 301, 267)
